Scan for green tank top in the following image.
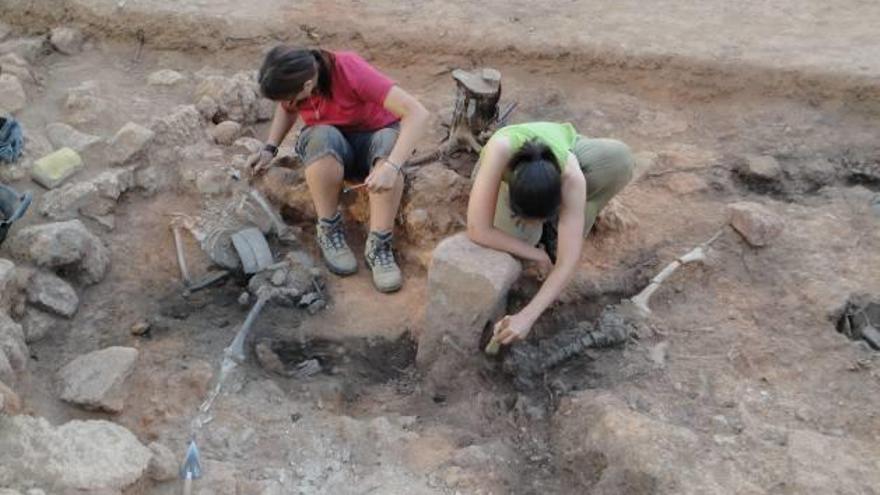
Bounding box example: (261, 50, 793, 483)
(492, 122, 578, 172)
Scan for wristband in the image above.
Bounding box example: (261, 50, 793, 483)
(384, 158, 403, 175)
(263, 143, 279, 157)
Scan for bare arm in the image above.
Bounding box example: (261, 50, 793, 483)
(249, 103, 298, 175)
(266, 103, 297, 146)
(466, 135, 550, 263)
(495, 154, 587, 345)
(366, 86, 430, 192)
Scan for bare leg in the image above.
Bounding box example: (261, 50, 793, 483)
(305, 156, 344, 219)
(368, 168, 405, 232)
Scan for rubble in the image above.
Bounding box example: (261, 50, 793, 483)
(20, 308, 60, 343)
(64, 81, 113, 126)
(6, 219, 111, 285)
(193, 71, 263, 123)
(0, 416, 152, 492)
(58, 346, 139, 413)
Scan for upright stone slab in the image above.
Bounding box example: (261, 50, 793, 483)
(417, 233, 521, 380)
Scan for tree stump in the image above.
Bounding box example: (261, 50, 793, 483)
(411, 67, 514, 167)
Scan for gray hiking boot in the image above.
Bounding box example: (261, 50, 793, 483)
(364, 231, 402, 293)
(316, 213, 357, 276)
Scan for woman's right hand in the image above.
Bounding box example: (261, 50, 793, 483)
(247, 149, 275, 176)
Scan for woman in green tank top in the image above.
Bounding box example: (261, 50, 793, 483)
(468, 122, 634, 345)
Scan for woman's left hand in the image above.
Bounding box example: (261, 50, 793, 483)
(494, 312, 536, 345)
(365, 160, 400, 193)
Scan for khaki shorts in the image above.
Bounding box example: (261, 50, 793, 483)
(481, 137, 634, 246)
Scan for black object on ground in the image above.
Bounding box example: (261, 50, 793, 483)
(0, 183, 32, 246)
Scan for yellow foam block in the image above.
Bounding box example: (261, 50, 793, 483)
(31, 147, 83, 189)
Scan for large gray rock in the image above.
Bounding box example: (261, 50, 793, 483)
(402, 164, 470, 248)
(49, 27, 84, 55)
(20, 309, 60, 344)
(38, 167, 134, 221)
(45, 122, 101, 154)
(58, 346, 138, 413)
(0, 416, 151, 492)
(194, 72, 261, 123)
(26, 272, 79, 318)
(417, 233, 521, 382)
(6, 220, 111, 285)
(0, 74, 26, 114)
(728, 201, 784, 247)
(64, 81, 113, 126)
(107, 122, 155, 166)
(0, 312, 27, 385)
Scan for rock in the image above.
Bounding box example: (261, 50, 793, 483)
(0, 53, 35, 83)
(210, 120, 242, 145)
(147, 69, 186, 86)
(800, 158, 838, 186)
(233, 136, 263, 155)
(38, 167, 133, 220)
(402, 164, 470, 247)
(6, 219, 111, 285)
(45, 122, 102, 154)
(0, 379, 21, 415)
(0, 416, 152, 491)
(148, 105, 207, 159)
(0, 312, 27, 384)
(195, 95, 220, 121)
(58, 346, 138, 413)
(49, 27, 84, 55)
(0, 74, 27, 114)
(256, 98, 275, 122)
(21, 309, 60, 343)
(26, 271, 79, 318)
(0, 37, 48, 63)
(147, 441, 177, 482)
(194, 72, 261, 124)
(130, 320, 150, 336)
(728, 201, 784, 247)
(0, 258, 22, 314)
(0, 22, 11, 42)
(595, 198, 639, 233)
(64, 81, 113, 126)
(107, 122, 154, 166)
(417, 233, 521, 381)
(739, 154, 782, 181)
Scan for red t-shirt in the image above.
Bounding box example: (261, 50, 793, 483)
(281, 51, 399, 133)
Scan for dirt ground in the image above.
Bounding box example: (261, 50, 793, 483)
(1, 4, 880, 494)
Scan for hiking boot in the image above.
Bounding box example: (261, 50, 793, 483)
(316, 213, 357, 275)
(364, 230, 402, 293)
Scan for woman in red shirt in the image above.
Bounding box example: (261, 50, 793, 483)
(249, 46, 429, 293)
